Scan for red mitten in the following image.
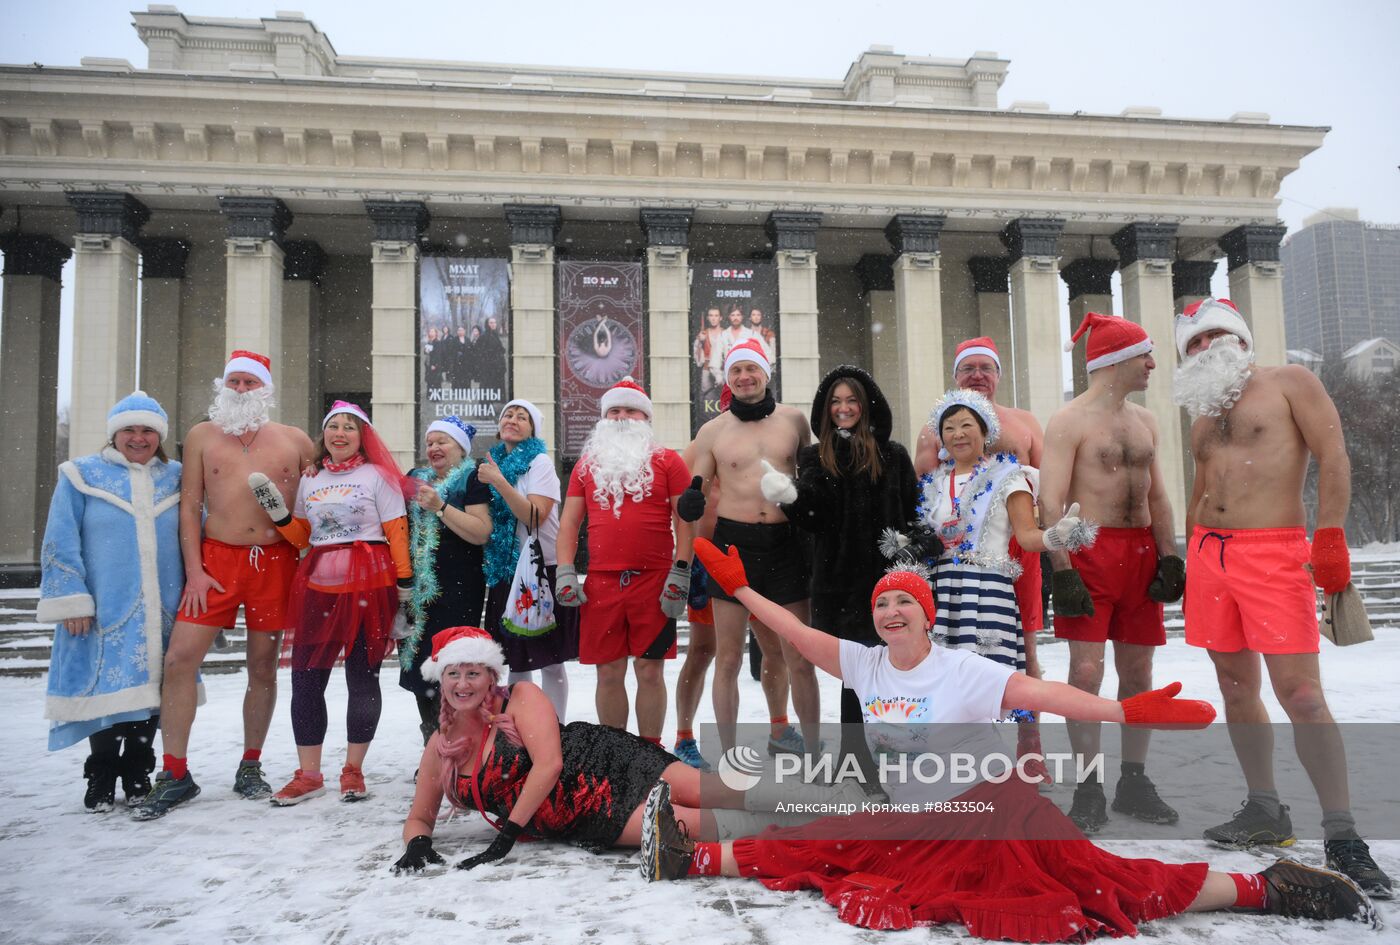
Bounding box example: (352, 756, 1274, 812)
(693, 538, 749, 597)
(1121, 682, 1216, 728)
(1310, 527, 1350, 595)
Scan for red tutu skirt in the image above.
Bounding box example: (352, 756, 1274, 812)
(284, 541, 397, 671)
(732, 779, 1207, 941)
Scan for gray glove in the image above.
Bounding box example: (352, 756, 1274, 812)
(556, 564, 586, 607)
(248, 472, 290, 526)
(1042, 502, 1098, 552)
(659, 561, 690, 619)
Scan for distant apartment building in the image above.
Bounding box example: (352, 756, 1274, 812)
(1282, 208, 1400, 360)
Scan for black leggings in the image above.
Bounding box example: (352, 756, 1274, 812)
(291, 634, 383, 747)
(88, 717, 158, 762)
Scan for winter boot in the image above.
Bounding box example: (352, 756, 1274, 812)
(1261, 858, 1379, 926)
(1067, 782, 1109, 834)
(1111, 770, 1178, 825)
(83, 756, 119, 813)
(119, 738, 156, 806)
(639, 781, 695, 883)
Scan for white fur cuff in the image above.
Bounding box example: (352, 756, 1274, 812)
(37, 593, 95, 623)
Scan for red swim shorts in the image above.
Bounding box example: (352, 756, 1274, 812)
(1184, 526, 1318, 655)
(578, 569, 677, 664)
(1009, 537, 1043, 634)
(182, 538, 298, 633)
(1053, 527, 1164, 646)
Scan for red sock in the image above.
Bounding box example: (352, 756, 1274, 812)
(242, 749, 261, 763)
(676, 729, 694, 743)
(1230, 872, 1268, 910)
(642, 736, 663, 746)
(163, 754, 188, 780)
(687, 842, 723, 876)
(770, 715, 788, 726)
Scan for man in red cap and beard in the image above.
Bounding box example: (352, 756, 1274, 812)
(556, 378, 694, 745)
(1175, 299, 1391, 899)
(134, 351, 316, 819)
(1039, 313, 1183, 835)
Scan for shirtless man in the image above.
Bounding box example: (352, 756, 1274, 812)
(133, 351, 315, 819)
(1175, 298, 1391, 898)
(681, 339, 819, 754)
(1040, 313, 1183, 834)
(915, 337, 1046, 675)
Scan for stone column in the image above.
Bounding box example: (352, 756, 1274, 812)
(505, 204, 561, 449)
(765, 210, 822, 413)
(640, 208, 693, 449)
(0, 234, 69, 565)
(969, 258, 1012, 403)
(1172, 259, 1218, 501)
(1060, 259, 1116, 396)
(1001, 219, 1065, 424)
(1113, 222, 1185, 532)
(134, 237, 190, 421)
(218, 197, 291, 411)
(884, 214, 946, 448)
(365, 201, 430, 471)
(1220, 224, 1288, 367)
(858, 254, 899, 429)
(66, 192, 149, 456)
(281, 240, 326, 434)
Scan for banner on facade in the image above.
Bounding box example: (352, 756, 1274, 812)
(557, 261, 646, 458)
(419, 257, 512, 438)
(689, 261, 780, 433)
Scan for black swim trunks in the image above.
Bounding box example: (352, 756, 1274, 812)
(709, 517, 811, 607)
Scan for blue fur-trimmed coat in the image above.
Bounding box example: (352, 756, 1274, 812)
(39, 447, 183, 750)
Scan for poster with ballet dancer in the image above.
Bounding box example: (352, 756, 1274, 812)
(557, 261, 646, 458)
(420, 256, 512, 437)
(689, 262, 779, 434)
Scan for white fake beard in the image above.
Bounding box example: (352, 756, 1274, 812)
(208, 380, 275, 435)
(1173, 337, 1253, 418)
(581, 419, 657, 517)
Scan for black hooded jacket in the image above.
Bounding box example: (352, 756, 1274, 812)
(781, 365, 918, 642)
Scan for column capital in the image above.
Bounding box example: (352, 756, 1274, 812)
(504, 204, 562, 245)
(855, 254, 894, 294)
(639, 208, 693, 247)
(884, 214, 945, 256)
(1219, 224, 1286, 271)
(0, 234, 71, 281)
(968, 256, 1010, 293)
(764, 210, 822, 251)
(1059, 258, 1117, 300)
(1172, 259, 1217, 300)
(134, 237, 190, 279)
(66, 192, 150, 242)
(364, 200, 429, 243)
(217, 196, 292, 244)
(283, 240, 327, 281)
(1111, 222, 1178, 266)
(999, 218, 1064, 261)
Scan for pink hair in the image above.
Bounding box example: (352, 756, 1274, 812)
(434, 668, 522, 812)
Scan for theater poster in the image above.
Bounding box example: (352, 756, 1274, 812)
(557, 261, 646, 458)
(420, 256, 512, 439)
(689, 261, 779, 434)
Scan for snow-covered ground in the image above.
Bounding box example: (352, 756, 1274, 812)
(3, 633, 1398, 944)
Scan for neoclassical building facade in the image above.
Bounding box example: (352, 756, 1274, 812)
(0, 7, 1325, 571)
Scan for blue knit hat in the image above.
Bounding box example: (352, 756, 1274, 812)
(108, 391, 169, 441)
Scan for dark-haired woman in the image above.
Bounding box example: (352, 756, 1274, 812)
(758, 366, 917, 775)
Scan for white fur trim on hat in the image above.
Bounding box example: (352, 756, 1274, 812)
(952, 345, 1000, 371)
(599, 378, 653, 419)
(426, 418, 474, 454)
(1175, 298, 1253, 359)
(107, 391, 169, 441)
(223, 355, 273, 387)
(723, 341, 771, 378)
(322, 402, 371, 429)
(420, 637, 506, 682)
(1086, 338, 1155, 372)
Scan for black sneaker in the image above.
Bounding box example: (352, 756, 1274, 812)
(1325, 830, 1394, 900)
(1067, 783, 1109, 835)
(1111, 772, 1179, 825)
(1204, 800, 1295, 849)
(120, 740, 156, 806)
(131, 771, 201, 821)
(83, 756, 118, 813)
(233, 760, 273, 800)
(639, 781, 694, 883)
(1261, 858, 1379, 926)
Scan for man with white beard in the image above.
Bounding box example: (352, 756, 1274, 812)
(134, 351, 315, 820)
(1176, 299, 1392, 899)
(556, 378, 693, 743)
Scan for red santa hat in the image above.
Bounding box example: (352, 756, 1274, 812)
(420, 626, 506, 682)
(599, 376, 653, 419)
(223, 349, 273, 387)
(952, 336, 1001, 372)
(723, 339, 771, 379)
(871, 568, 936, 624)
(1064, 312, 1154, 372)
(1176, 298, 1253, 359)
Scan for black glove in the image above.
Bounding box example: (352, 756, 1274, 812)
(906, 522, 947, 563)
(392, 835, 444, 873)
(1051, 569, 1095, 618)
(1147, 554, 1186, 603)
(677, 476, 706, 523)
(455, 820, 523, 870)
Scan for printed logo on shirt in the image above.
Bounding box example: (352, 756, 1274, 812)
(305, 482, 375, 542)
(862, 696, 931, 723)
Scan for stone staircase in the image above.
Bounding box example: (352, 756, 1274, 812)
(5, 551, 1399, 678)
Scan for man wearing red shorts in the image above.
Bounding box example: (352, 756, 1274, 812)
(1176, 299, 1391, 898)
(133, 352, 315, 819)
(556, 378, 693, 744)
(1041, 313, 1184, 833)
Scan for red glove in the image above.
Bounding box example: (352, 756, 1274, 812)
(1120, 682, 1216, 728)
(692, 538, 749, 597)
(1310, 527, 1350, 595)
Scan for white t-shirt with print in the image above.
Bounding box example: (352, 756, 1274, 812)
(295, 463, 407, 546)
(511, 453, 562, 565)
